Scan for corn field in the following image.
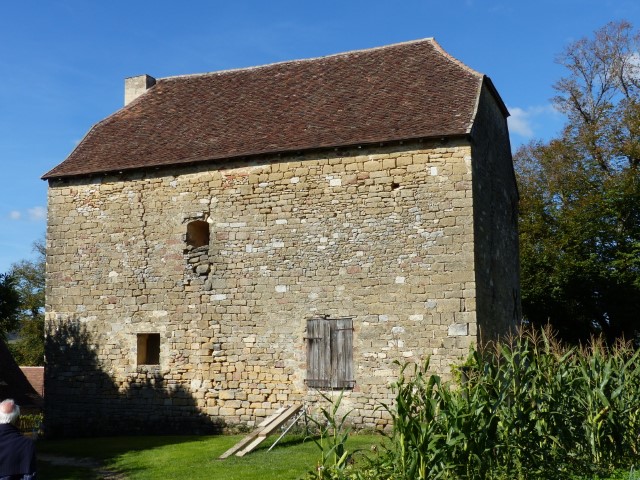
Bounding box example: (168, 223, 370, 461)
(319, 328, 640, 479)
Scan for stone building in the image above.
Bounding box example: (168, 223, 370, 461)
(42, 38, 520, 437)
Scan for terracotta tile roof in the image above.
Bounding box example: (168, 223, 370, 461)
(19, 367, 44, 398)
(43, 38, 497, 180)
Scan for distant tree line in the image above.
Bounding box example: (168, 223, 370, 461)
(515, 21, 640, 344)
(0, 239, 44, 365)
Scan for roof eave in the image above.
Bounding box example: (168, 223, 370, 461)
(42, 133, 471, 181)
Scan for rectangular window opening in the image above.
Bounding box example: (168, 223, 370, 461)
(305, 316, 354, 390)
(137, 333, 160, 365)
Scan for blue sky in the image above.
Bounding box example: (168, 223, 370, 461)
(1, 0, 639, 273)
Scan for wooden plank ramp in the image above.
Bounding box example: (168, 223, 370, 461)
(219, 405, 302, 459)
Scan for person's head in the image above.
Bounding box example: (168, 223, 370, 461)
(0, 399, 20, 425)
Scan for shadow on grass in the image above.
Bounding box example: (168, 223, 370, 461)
(38, 463, 98, 480)
(38, 435, 215, 479)
(39, 434, 210, 458)
(36, 433, 384, 480)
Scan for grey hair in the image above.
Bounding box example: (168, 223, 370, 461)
(0, 399, 20, 425)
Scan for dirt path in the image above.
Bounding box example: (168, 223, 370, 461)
(39, 454, 127, 479)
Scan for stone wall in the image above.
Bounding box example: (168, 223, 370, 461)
(45, 138, 500, 436)
(470, 84, 521, 341)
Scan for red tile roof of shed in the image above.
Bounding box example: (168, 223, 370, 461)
(43, 38, 504, 180)
(19, 367, 44, 398)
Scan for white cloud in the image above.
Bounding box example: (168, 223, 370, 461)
(28, 206, 47, 221)
(507, 104, 562, 140)
(7, 207, 46, 222)
(508, 107, 535, 137)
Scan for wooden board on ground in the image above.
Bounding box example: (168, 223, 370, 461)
(219, 404, 302, 459)
(218, 407, 286, 459)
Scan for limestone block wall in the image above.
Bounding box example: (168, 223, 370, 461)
(45, 139, 482, 436)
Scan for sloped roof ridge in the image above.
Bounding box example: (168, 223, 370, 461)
(41, 119, 105, 179)
(159, 37, 465, 83)
(428, 39, 484, 79)
(424, 39, 486, 135)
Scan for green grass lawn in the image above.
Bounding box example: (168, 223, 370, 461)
(37, 433, 382, 480)
(36, 433, 639, 479)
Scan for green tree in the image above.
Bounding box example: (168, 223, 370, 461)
(0, 272, 21, 340)
(516, 21, 640, 343)
(8, 239, 45, 365)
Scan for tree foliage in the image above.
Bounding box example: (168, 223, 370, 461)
(10, 239, 45, 319)
(7, 239, 45, 365)
(0, 272, 21, 340)
(516, 21, 640, 343)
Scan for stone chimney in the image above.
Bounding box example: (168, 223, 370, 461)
(124, 74, 156, 106)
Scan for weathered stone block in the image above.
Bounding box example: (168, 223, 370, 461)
(448, 323, 469, 336)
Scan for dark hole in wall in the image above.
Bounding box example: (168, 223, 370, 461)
(186, 220, 210, 248)
(137, 333, 160, 365)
